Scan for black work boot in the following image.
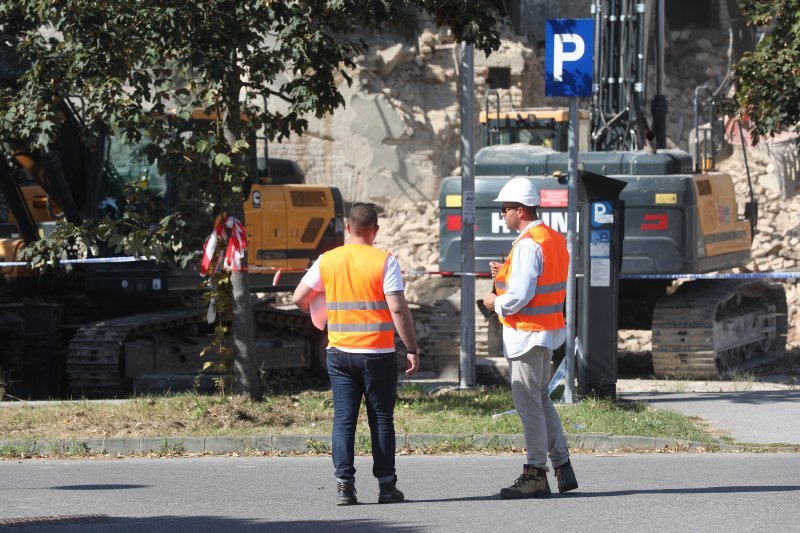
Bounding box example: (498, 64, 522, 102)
(554, 460, 579, 493)
(378, 477, 405, 504)
(500, 465, 552, 499)
(336, 481, 357, 506)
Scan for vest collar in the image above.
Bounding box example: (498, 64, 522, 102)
(513, 219, 544, 244)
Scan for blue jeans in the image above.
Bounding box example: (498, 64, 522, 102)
(327, 348, 398, 483)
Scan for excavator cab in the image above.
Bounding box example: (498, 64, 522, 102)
(480, 107, 590, 151)
(99, 134, 165, 216)
(480, 90, 590, 151)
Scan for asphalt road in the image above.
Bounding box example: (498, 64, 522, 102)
(621, 390, 800, 445)
(1, 454, 799, 532)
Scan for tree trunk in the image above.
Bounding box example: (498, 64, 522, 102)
(230, 268, 260, 399)
(223, 72, 261, 400)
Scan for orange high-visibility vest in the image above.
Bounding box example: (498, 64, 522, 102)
(319, 244, 394, 350)
(495, 223, 568, 331)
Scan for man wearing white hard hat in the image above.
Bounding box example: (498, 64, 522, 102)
(482, 177, 578, 499)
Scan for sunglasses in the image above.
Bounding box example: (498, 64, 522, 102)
(500, 204, 521, 214)
(351, 202, 377, 209)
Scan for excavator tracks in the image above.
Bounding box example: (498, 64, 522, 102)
(66, 301, 322, 398)
(651, 280, 788, 378)
(253, 304, 316, 334)
(67, 307, 207, 398)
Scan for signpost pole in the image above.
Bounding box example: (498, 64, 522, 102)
(563, 96, 578, 404)
(459, 42, 476, 389)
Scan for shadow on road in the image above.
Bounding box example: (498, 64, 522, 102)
(565, 484, 800, 498)
(406, 495, 500, 503)
(0, 516, 430, 532)
(51, 484, 149, 491)
(405, 484, 800, 503)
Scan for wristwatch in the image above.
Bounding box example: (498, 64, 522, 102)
(408, 346, 421, 356)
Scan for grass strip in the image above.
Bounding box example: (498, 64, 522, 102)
(0, 385, 718, 453)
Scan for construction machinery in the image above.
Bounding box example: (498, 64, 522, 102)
(480, 92, 590, 151)
(0, 36, 342, 399)
(438, 0, 788, 378)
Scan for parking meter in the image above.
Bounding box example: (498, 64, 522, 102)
(577, 169, 626, 398)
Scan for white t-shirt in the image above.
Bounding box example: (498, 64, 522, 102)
(301, 254, 404, 294)
(493, 220, 567, 358)
(301, 252, 404, 353)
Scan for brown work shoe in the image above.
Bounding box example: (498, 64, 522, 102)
(500, 465, 552, 499)
(554, 460, 579, 493)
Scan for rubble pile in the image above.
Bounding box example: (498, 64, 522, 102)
(723, 146, 800, 347)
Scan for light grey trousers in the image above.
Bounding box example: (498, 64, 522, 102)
(509, 345, 570, 470)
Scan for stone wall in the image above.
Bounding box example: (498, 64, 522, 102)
(266, 25, 541, 207)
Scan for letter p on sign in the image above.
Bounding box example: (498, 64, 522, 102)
(554, 34, 584, 82)
(545, 19, 594, 97)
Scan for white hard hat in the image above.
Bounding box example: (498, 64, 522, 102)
(493, 177, 540, 207)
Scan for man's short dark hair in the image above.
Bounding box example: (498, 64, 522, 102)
(349, 202, 378, 235)
(521, 205, 538, 219)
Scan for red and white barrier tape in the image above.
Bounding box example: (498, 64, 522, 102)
(200, 216, 248, 275)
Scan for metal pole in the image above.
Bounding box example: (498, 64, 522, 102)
(694, 86, 706, 173)
(656, 0, 665, 99)
(652, 0, 668, 148)
(459, 42, 476, 389)
(563, 96, 579, 404)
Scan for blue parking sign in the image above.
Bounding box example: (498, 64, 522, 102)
(545, 19, 594, 97)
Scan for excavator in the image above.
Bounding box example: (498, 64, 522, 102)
(438, 0, 788, 378)
(0, 34, 342, 399)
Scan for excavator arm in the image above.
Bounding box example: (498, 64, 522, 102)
(0, 153, 38, 244)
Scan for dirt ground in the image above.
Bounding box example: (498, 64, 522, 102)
(617, 348, 800, 393)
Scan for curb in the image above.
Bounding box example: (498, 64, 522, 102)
(0, 432, 713, 458)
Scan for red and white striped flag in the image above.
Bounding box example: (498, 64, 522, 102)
(223, 216, 247, 272)
(200, 216, 248, 276)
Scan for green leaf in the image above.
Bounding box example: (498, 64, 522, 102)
(231, 139, 249, 153)
(214, 153, 231, 167)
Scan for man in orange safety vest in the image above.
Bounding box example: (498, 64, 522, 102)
(293, 202, 419, 506)
(482, 177, 579, 499)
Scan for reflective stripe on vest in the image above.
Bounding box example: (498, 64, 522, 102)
(320, 244, 395, 349)
(515, 302, 565, 316)
(327, 301, 390, 311)
(327, 322, 395, 333)
(495, 280, 566, 294)
(495, 223, 568, 332)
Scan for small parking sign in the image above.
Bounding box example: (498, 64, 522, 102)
(545, 19, 594, 97)
(591, 201, 614, 227)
